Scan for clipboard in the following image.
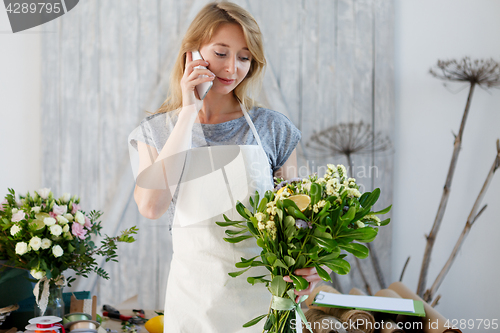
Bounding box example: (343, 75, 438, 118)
(312, 291, 426, 317)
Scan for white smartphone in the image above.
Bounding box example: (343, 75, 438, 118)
(192, 50, 213, 100)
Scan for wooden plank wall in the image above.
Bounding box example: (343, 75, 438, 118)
(41, 0, 394, 308)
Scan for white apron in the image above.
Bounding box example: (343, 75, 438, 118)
(164, 106, 274, 333)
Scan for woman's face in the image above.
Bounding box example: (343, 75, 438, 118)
(199, 23, 252, 96)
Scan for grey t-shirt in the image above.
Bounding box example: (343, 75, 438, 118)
(130, 106, 301, 223)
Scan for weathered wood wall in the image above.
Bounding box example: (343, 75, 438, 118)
(41, 0, 394, 308)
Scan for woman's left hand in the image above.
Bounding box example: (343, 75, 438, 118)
(283, 266, 333, 303)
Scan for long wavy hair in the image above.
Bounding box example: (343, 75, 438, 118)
(158, 1, 266, 113)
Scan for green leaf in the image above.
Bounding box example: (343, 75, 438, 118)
(265, 190, 274, 203)
(236, 201, 250, 219)
(247, 221, 259, 236)
(216, 220, 244, 227)
(258, 197, 268, 212)
(314, 236, 338, 252)
(247, 275, 268, 285)
(295, 255, 306, 268)
(225, 229, 248, 236)
(276, 208, 283, 222)
(313, 229, 332, 239)
(317, 201, 331, 218)
(324, 258, 351, 275)
(339, 227, 378, 243)
(379, 218, 391, 226)
(286, 206, 308, 221)
(284, 215, 295, 229)
(314, 264, 332, 282)
(269, 275, 287, 297)
(362, 188, 381, 208)
(223, 235, 252, 243)
(372, 204, 392, 215)
(273, 259, 289, 269)
(235, 255, 259, 268)
(317, 250, 341, 263)
(266, 253, 277, 265)
(340, 206, 356, 225)
(228, 267, 250, 277)
(257, 238, 266, 248)
(284, 256, 296, 267)
(243, 314, 268, 328)
(290, 274, 309, 291)
(253, 191, 260, 211)
(339, 243, 369, 259)
(310, 183, 322, 205)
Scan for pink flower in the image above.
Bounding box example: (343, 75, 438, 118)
(49, 211, 58, 219)
(52, 204, 67, 216)
(11, 210, 26, 222)
(71, 222, 87, 240)
(84, 216, 92, 228)
(0, 199, 7, 211)
(71, 203, 81, 215)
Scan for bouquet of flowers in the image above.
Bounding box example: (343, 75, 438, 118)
(0, 188, 137, 312)
(217, 164, 391, 333)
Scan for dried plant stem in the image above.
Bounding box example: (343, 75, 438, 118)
(354, 257, 373, 296)
(417, 82, 477, 297)
(399, 256, 410, 282)
(424, 140, 500, 302)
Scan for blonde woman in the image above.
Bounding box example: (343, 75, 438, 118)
(129, 2, 326, 331)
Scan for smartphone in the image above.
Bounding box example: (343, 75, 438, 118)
(192, 50, 213, 100)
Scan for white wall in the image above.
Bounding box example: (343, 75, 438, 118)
(1, 0, 499, 326)
(393, 0, 500, 327)
(0, 10, 41, 194)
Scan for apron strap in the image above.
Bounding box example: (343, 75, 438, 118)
(240, 104, 264, 149)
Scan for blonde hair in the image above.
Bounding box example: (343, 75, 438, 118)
(158, 1, 266, 113)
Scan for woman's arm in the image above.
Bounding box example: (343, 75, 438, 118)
(273, 149, 298, 180)
(133, 105, 199, 220)
(133, 52, 215, 220)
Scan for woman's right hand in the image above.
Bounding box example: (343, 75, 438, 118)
(180, 51, 215, 111)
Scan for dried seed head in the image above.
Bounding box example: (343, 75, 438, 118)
(429, 57, 500, 88)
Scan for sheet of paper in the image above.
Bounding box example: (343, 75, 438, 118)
(315, 291, 416, 313)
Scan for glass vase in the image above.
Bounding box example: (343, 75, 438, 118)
(34, 283, 65, 317)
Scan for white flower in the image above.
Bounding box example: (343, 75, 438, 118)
(254, 212, 266, 222)
(75, 211, 85, 225)
(356, 221, 365, 228)
(56, 215, 69, 225)
(30, 269, 46, 280)
(15, 242, 29, 255)
(60, 193, 71, 203)
(258, 221, 266, 230)
(38, 188, 51, 199)
(11, 208, 18, 214)
(64, 213, 74, 222)
(346, 188, 361, 198)
(29, 236, 42, 251)
(41, 238, 52, 249)
(50, 224, 63, 236)
(44, 217, 56, 226)
(52, 245, 64, 258)
(62, 224, 69, 233)
(302, 181, 311, 192)
(10, 224, 22, 236)
(31, 206, 41, 213)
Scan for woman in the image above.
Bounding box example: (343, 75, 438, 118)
(129, 2, 325, 331)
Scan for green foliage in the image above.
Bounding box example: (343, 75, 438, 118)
(217, 165, 392, 333)
(0, 188, 138, 287)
